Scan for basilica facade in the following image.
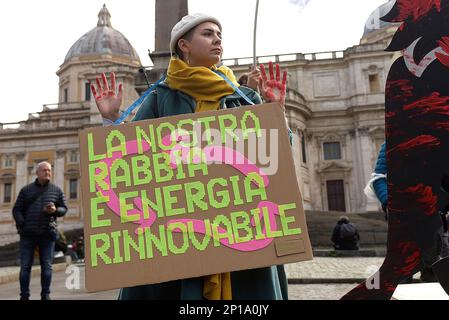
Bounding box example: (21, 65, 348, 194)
(0, 2, 397, 235)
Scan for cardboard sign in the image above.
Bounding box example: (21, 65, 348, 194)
(79, 103, 312, 292)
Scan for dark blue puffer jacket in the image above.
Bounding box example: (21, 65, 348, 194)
(373, 142, 387, 208)
(12, 179, 67, 237)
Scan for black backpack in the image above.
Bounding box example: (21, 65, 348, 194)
(340, 223, 357, 240)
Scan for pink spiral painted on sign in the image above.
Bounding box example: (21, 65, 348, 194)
(94, 132, 279, 252)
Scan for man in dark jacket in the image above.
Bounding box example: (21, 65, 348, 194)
(12, 161, 67, 300)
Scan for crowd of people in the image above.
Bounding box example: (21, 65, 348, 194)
(53, 231, 84, 262)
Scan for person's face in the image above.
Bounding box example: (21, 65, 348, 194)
(37, 163, 52, 184)
(179, 22, 222, 68)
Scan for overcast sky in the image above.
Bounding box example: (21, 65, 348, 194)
(0, 0, 388, 124)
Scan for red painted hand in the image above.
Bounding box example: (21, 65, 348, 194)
(91, 72, 123, 121)
(259, 61, 287, 109)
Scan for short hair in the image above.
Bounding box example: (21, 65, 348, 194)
(174, 27, 196, 61)
(339, 215, 350, 223)
(36, 161, 52, 173)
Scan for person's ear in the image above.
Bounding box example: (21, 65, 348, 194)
(178, 39, 191, 56)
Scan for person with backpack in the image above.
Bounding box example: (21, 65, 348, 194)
(90, 13, 290, 300)
(12, 161, 67, 300)
(331, 216, 360, 250)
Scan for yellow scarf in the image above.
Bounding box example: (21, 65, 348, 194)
(166, 57, 238, 113)
(203, 273, 232, 300)
(167, 57, 234, 300)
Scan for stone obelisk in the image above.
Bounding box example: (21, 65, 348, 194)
(136, 0, 188, 92)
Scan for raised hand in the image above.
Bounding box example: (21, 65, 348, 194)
(91, 72, 123, 121)
(259, 61, 287, 109)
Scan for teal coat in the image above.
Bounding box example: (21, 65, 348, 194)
(132, 82, 263, 120)
(118, 82, 289, 300)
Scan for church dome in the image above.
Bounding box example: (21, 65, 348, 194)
(64, 5, 140, 63)
(363, 0, 395, 37)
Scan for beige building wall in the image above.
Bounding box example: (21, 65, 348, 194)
(0, 5, 142, 237)
(229, 40, 393, 213)
(56, 56, 141, 117)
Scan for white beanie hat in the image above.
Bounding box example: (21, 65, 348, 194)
(170, 13, 222, 54)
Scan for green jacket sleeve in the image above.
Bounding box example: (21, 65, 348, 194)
(239, 86, 263, 105)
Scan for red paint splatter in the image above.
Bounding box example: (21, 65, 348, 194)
(389, 135, 440, 156)
(396, 184, 438, 216)
(403, 92, 449, 116)
(403, 92, 449, 110)
(409, 106, 449, 118)
(438, 36, 449, 53)
(384, 282, 397, 294)
(403, 251, 421, 271)
(436, 52, 449, 67)
(433, 122, 449, 130)
(386, 79, 414, 103)
(436, 36, 449, 67)
(396, 241, 422, 274)
(386, 111, 396, 118)
(393, 0, 441, 22)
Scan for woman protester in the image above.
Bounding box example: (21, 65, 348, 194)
(91, 13, 289, 300)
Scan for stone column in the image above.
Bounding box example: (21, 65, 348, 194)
(15, 152, 27, 194)
(291, 126, 304, 199)
(357, 129, 378, 212)
(154, 0, 188, 53)
(55, 150, 66, 191)
(145, 0, 189, 82)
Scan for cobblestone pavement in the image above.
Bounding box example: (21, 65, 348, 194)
(285, 257, 386, 280)
(289, 283, 359, 300)
(0, 263, 358, 300)
(0, 257, 387, 284)
(0, 263, 119, 300)
(0, 257, 389, 300)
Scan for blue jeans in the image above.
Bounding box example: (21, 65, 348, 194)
(19, 235, 55, 299)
